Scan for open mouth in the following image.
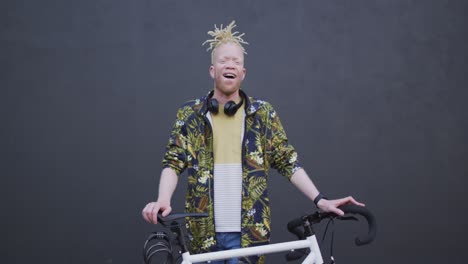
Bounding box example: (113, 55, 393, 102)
(223, 73, 236, 79)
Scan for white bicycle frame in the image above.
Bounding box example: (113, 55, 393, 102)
(148, 205, 375, 264)
(179, 234, 323, 264)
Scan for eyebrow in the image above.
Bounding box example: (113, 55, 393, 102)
(221, 55, 242, 60)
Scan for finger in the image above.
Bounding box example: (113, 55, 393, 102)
(334, 197, 352, 206)
(331, 207, 344, 216)
(141, 205, 147, 220)
(151, 205, 161, 224)
(142, 204, 152, 222)
(352, 200, 366, 207)
(346, 196, 366, 207)
(161, 207, 172, 217)
(335, 196, 356, 206)
(147, 203, 158, 224)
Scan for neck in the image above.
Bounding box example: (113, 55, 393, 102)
(212, 89, 241, 104)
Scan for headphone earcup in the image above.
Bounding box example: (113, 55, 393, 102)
(207, 98, 219, 114)
(224, 101, 238, 116)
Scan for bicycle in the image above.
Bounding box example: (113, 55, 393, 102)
(143, 204, 377, 264)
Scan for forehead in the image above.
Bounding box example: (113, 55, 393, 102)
(213, 42, 244, 59)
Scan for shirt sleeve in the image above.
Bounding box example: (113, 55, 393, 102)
(161, 106, 191, 175)
(265, 105, 302, 180)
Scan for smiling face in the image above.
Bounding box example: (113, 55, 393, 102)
(209, 42, 246, 97)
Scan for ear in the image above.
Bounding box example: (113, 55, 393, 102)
(240, 67, 247, 81)
(209, 65, 215, 79)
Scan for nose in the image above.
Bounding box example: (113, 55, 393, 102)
(224, 60, 236, 68)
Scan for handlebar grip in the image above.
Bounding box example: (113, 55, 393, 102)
(287, 217, 306, 240)
(339, 204, 377, 246)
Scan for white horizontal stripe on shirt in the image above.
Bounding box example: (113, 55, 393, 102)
(214, 163, 243, 232)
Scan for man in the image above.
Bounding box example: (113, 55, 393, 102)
(142, 21, 364, 264)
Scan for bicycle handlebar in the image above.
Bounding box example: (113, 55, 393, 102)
(340, 204, 377, 246)
(287, 204, 377, 246)
(156, 205, 376, 246)
(157, 212, 209, 225)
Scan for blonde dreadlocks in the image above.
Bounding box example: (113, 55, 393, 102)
(202, 20, 248, 63)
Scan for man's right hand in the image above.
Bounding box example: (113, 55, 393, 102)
(142, 201, 172, 224)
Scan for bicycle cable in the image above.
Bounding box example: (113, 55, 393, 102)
(321, 217, 336, 264)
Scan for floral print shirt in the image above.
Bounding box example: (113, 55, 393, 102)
(162, 91, 302, 264)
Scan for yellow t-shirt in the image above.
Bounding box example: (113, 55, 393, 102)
(210, 103, 244, 232)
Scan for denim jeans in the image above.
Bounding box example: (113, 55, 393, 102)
(204, 232, 241, 264)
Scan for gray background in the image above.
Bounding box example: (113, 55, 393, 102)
(3, 0, 468, 263)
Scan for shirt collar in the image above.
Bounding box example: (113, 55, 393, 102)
(194, 89, 260, 116)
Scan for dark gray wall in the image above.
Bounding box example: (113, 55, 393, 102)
(3, 0, 468, 263)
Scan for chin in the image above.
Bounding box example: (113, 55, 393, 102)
(219, 88, 240, 96)
(216, 84, 240, 95)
